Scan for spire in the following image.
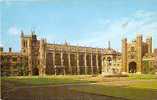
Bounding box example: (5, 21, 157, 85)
(108, 41, 111, 49)
(64, 40, 68, 46)
(31, 27, 36, 35)
(31, 30, 35, 35)
(21, 30, 24, 37)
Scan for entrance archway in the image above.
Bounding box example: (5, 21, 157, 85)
(32, 67, 39, 75)
(129, 62, 137, 73)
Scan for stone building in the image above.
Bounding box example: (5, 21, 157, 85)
(122, 34, 155, 74)
(0, 31, 156, 76)
(20, 31, 122, 76)
(102, 41, 121, 75)
(154, 49, 157, 71)
(0, 47, 27, 76)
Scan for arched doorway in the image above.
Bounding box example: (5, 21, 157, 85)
(129, 62, 137, 73)
(32, 67, 39, 75)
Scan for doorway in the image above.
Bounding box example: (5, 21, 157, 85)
(129, 62, 137, 73)
(32, 67, 39, 75)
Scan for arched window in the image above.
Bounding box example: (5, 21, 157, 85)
(130, 54, 135, 59)
(131, 47, 135, 52)
(107, 57, 112, 65)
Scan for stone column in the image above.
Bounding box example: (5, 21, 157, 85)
(28, 38, 32, 76)
(146, 36, 152, 54)
(136, 35, 142, 74)
(68, 52, 72, 74)
(53, 51, 56, 75)
(101, 54, 104, 74)
(91, 53, 93, 74)
(122, 38, 128, 74)
(77, 52, 80, 75)
(84, 52, 87, 74)
(61, 51, 65, 75)
(96, 53, 99, 74)
(39, 39, 46, 76)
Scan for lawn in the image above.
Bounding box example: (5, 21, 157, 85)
(1, 74, 157, 100)
(70, 74, 157, 100)
(71, 83, 157, 100)
(1, 75, 96, 86)
(128, 74, 157, 80)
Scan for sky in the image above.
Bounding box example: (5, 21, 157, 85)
(0, 0, 157, 52)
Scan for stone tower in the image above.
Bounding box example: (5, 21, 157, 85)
(39, 39, 46, 76)
(136, 34, 142, 74)
(122, 38, 127, 74)
(20, 31, 33, 75)
(146, 36, 152, 54)
(28, 37, 33, 75)
(20, 31, 39, 76)
(121, 34, 153, 74)
(20, 31, 25, 54)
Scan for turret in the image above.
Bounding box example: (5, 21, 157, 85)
(108, 41, 111, 49)
(136, 34, 142, 74)
(20, 30, 24, 37)
(20, 31, 25, 54)
(28, 37, 32, 76)
(122, 37, 127, 73)
(31, 31, 37, 40)
(9, 48, 12, 52)
(146, 35, 152, 54)
(39, 38, 46, 76)
(0, 47, 3, 52)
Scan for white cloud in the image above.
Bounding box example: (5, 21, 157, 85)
(76, 10, 157, 49)
(133, 10, 157, 19)
(0, 42, 3, 47)
(36, 10, 157, 51)
(8, 26, 20, 35)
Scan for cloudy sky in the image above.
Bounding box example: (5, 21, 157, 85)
(0, 0, 157, 52)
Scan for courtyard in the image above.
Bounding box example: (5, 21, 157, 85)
(1, 74, 157, 100)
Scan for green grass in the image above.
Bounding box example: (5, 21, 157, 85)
(2, 74, 157, 100)
(1, 75, 96, 86)
(128, 74, 157, 80)
(128, 80, 157, 90)
(71, 83, 157, 100)
(70, 74, 157, 100)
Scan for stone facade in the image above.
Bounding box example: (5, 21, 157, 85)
(20, 32, 105, 76)
(0, 48, 28, 76)
(20, 32, 122, 76)
(154, 49, 157, 72)
(0, 32, 156, 76)
(122, 34, 155, 74)
(101, 41, 121, 75)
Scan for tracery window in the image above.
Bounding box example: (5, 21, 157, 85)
(131, 47, 135, 52)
